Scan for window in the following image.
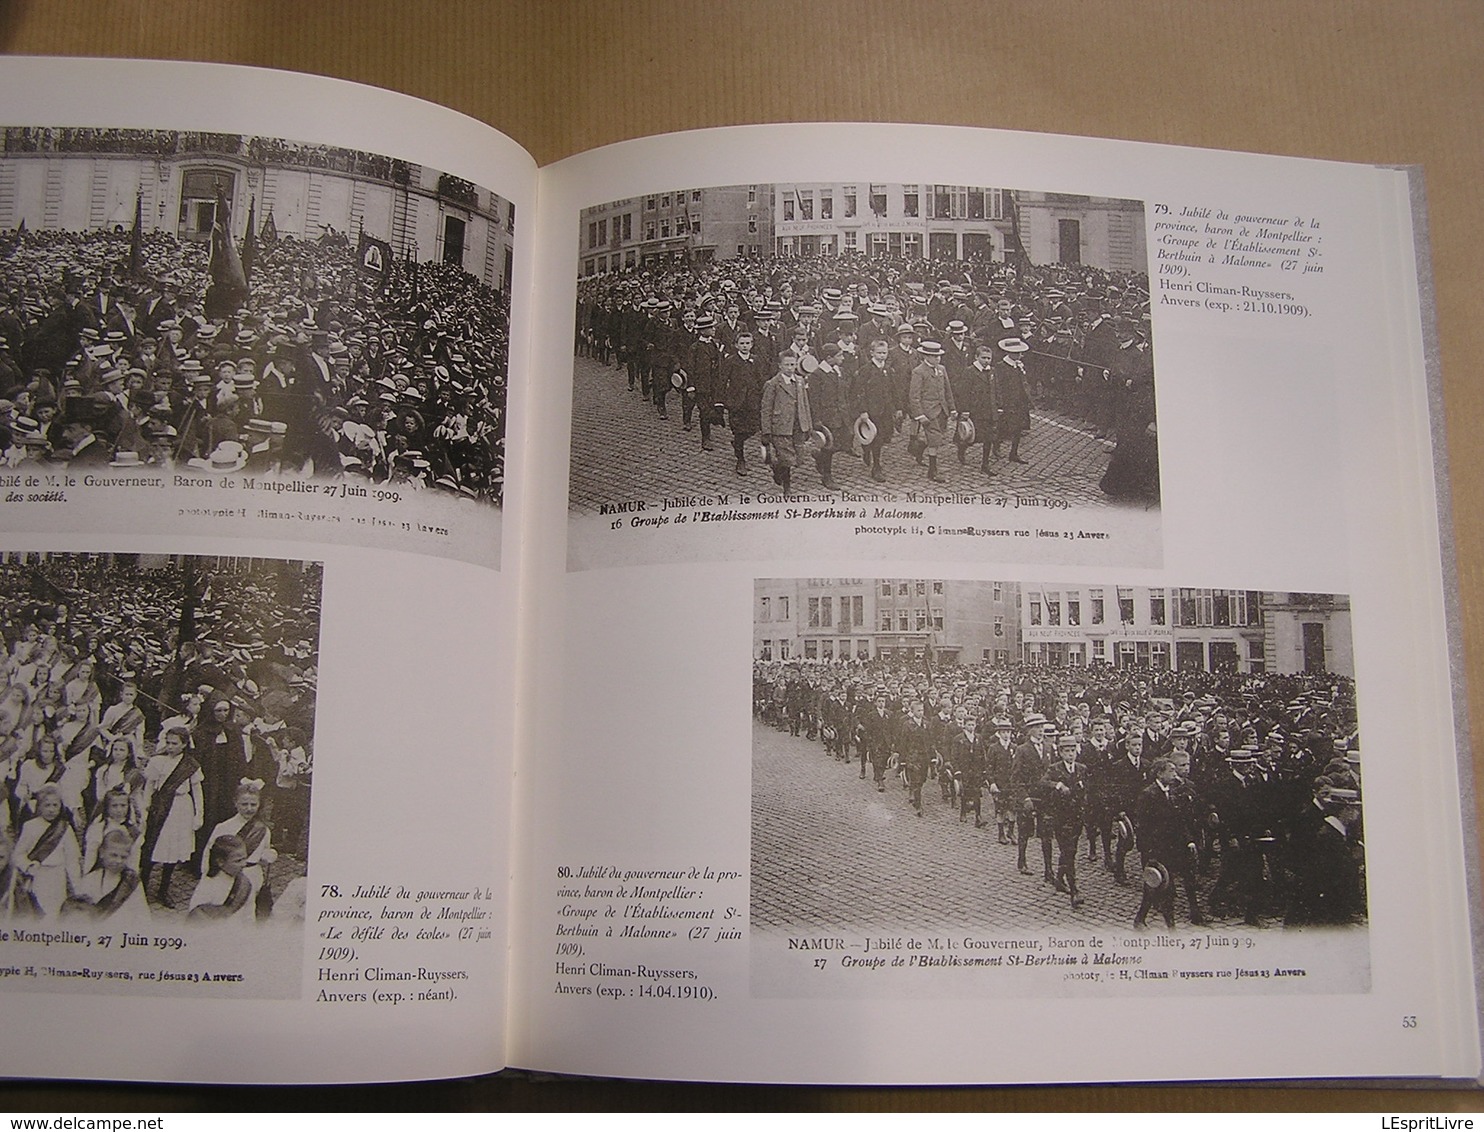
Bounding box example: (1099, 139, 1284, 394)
(1175, 587, 1199, 623)
(1213, 589, 1231, 627)
(759, 640, 772, 661)
(916, 582, 926, 596)
(993, 582, 1003, 602)
(995, 649, 1009, 666)
(1152, 642, 1170, 670)
(915, 610, 927, 632)
(760, 596, 770, 621)
(1068, 599, 1080, 626)
(507, 201, 517, 232)
(881, 581, 892, 597)
(1092, 639, 1105, 660)
(852, 595, 864, 627)
(934, 185, 953, 217)
(778, 640, 790, 659)
(869, 184, 887, 216)
(903, 186, 919, 218)
(822, 640, 834, 660)
(646, 196, 657, 210)
(661, 194, 670, 207)
(844, 188, 857, 217)
(932, 581, 943, 595)
(1046, 593, 1061, 626)
(821, 191, 833, 219)
(800, 191, 813, 220)
(1149, 589, 1165, 626)
(805, 639, 818, 659)
(779, 596, 789, 620)
(994, 616, 1004, 637)
(783, 198, 795, 221)
(1030, 601, 1042, 626)
(898, 612, 909, 632)
(821, 596, 833, 627)
(588, 221, 598, 249)
(1118, 587, 1134, 624)
(843, 230, 857, 251)
(1090, 589, 1104, 624)
(880, 611, 892, 631)
(622, 214, 632, 240)
(932, 609, 944, 631)
(899, 582, 909, 596)
(748, 185, 757, 205)
(808, 597, 820, 628)
(748, 217, 757, 233)
(645, 222, 656, 241)
(692, 190, 701, 202)
(598, 219, 608, 245)
(1136, 641, 1151, 666)
(661, 221, 670, 238)
(857, 640, 871, 659)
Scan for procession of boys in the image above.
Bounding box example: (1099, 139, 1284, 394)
(752, 655, 1364, 933)
(573, 250, 1156, 507)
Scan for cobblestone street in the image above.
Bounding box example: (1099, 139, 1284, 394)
(569, 353, 1139, 515)
(752, 719, 1236, 937)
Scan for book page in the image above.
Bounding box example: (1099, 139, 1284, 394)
(0, 59, 537, 1083)
(509, 124, 1479, 1085)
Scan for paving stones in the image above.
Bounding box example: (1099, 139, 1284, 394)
(570, 354, 1128, 515)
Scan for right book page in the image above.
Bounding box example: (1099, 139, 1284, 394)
(509, 123, 1479, 1085)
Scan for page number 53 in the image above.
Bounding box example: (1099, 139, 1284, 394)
(1402, 1014, 1419, 1029)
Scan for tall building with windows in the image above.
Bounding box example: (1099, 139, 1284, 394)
(1017, 586, 1352, 675)
(580, 184, 773, 275)
(0, 128, 516, 290)
(753, 579, 1021, 666)
(772, 183, 1145, 270)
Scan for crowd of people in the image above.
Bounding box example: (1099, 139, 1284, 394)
(575, 252, 1156, 501)
(0, 214, 508, 503)
(753, 657, 1364, 930)
(0, 555, 320, 927)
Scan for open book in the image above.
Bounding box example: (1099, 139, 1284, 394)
(0, 56, 1476, 1088)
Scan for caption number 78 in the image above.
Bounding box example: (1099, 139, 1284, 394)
(1402, 1014, 1419, 1029)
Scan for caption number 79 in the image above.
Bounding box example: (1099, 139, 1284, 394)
(1402, 1014, 1419, 1029)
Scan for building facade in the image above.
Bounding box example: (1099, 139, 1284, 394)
(772, 183, 1146, 271)
(580, 184, 773, 276)
(753, 578, 1021, 666)
(1017, 586, 1352, 675)
(0, 128, 516, 290)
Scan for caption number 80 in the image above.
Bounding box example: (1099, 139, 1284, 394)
(1402, 1015, 1419, 1029)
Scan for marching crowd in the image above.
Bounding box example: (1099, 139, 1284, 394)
(0, 556, 319, 926)
(575, 252, 1156, 500)
(0, 220, 508, 503)
(753, 657, 1365, 930)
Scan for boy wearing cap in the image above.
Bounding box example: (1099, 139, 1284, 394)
(909, 341, 957, 484)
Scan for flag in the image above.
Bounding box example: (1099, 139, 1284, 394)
(241, 195, 257, 285)
(1005, 190, 1030, 272)
(261, 209, 278, 246)
(128, 191, 143, 277)
(204, 186, 249, 319)
(356, 231, 392, 291)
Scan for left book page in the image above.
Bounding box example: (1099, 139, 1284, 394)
(0, 58, 538, 1084)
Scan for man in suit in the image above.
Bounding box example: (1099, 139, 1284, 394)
(1010, 712, 1050, 877)
(1041, 731, 1090, 907)
(908, 340, 957, 484)
(720, 331, 765, 477)
(684, 313, 723, 452)
(851, 338, 895, 483)
(1134, 757, 1206, 928)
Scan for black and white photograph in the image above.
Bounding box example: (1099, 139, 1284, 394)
(0, 551, 321, 995)
(570, 184, 1157, 571)
(752, 579, 1366, 997)
(0, 127, 513, 562)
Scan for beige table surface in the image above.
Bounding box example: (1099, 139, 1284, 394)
(0, 0, 1481, 1111)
